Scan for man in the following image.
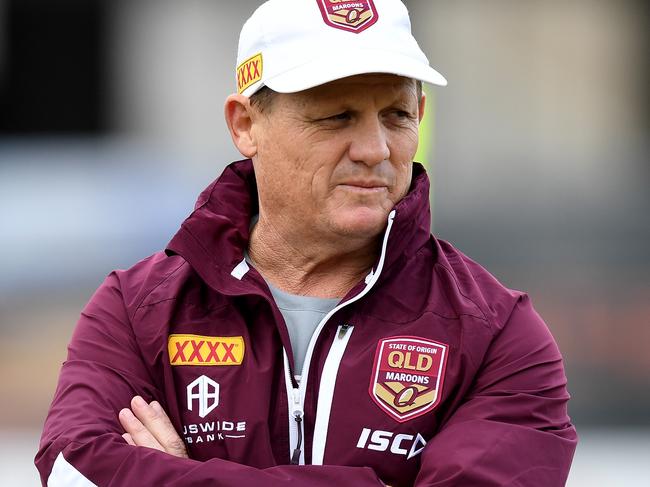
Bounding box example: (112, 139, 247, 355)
(36, 0, 577, 485)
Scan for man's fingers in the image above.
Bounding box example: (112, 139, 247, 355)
(130, 396, 188, 458)
(118, 407, 165, 452)
(119, 396, 188, 458)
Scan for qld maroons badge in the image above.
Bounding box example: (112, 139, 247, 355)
(369, 336, 448, 422)
(316, 0, 379, 34)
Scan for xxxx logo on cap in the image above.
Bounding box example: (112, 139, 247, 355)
(237, 53, 263, 94)
(316, 0, 379, 34)
(369, 336, 448, 422)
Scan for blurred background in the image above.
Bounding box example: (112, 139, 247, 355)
(1, 0, 648, 484)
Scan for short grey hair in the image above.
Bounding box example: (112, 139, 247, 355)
(249, 79, 423, 114)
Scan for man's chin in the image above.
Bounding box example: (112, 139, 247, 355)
(329, 208, 391, 240)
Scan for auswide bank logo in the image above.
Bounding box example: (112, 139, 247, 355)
(187, 375, 220, 419)
(369, 336, 448, 422)
(316, 0, 379, 34)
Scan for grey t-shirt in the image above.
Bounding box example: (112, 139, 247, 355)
(266, 281, 340, 381)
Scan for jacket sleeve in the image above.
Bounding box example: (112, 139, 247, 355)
(35, 271, 384, 487)
(414, 295, 577, 486)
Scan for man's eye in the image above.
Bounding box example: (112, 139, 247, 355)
(385, 110, 416, 124)
(328, 112, 351, 121)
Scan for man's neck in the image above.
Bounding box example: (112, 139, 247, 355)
(247, 216, 381, 299)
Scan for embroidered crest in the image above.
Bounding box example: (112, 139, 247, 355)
(316, 0, 379, 34)
(369, 336, 448, 422)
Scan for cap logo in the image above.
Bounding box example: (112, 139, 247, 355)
(237, 53, 263, 94)
(316, 0, 379, 34)
(369, 336, 448, 422)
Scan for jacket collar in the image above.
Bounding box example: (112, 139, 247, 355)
(166, 159, 433, 294)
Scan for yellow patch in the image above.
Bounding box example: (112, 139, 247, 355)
(168, 334, 245, 366)
(236, 53, 263, 94)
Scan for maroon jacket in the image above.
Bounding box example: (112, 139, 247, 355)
(36, 160, 577, 486)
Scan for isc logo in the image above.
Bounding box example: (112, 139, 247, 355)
(356, 428, 426, 460)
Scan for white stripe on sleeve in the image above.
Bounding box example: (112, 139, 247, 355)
(48, 452, 97, 487)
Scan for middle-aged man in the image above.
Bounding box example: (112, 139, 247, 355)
(36, 1, 577, 485)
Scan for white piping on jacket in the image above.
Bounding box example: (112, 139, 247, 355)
(288, 209, 397, 465)
(48, 452, 97, 486)
(230, 258, 250, 280)
(311, 324, 354, 465)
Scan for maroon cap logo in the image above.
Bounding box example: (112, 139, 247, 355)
(369, 336, 448, 422)
(316, 0, 379, 34)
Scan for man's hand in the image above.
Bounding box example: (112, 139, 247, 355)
(119, 396, 393, 485)
(119, 396, 188, 458)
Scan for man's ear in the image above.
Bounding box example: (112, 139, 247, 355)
(224, 94, 257, 158)
(418, 93, 426, 123)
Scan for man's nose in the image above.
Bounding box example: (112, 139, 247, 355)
(348, 116, 390, 167)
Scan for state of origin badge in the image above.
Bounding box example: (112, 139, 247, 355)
(316, 0, 379, 34)
(369, 336, 448, 422)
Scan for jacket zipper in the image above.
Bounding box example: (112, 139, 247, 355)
(283, 353, 303, 465)
(290, 387, 303, 465)
(285, 325, 354, 466)
(283, 210, 396, 465)
(310, 323, 355, 465)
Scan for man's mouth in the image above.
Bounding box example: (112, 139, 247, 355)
(339, 180, 389, 192)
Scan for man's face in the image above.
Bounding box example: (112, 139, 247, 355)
(251, 74, 423, 242)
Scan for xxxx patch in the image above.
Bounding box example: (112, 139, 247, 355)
(316, 0, 379, 34)
(236, 53, 263, 94)
(369, 336, 448, 422)
(168, 335, 245, 366)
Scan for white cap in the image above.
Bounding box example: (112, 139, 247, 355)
(235, 0, 447, 96)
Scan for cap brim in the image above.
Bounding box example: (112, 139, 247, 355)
(263, 48, 447, 94)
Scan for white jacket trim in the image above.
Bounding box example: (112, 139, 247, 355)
(309, 210, 396, 464)
(48, 452, 96, 487)
(311, 324, 355, 465)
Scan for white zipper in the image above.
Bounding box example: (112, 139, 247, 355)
(283, 352, 304, 464)
(290, 387, 304, 465)
(311, 323, 354, 465)
(283, 210, 396, 465)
